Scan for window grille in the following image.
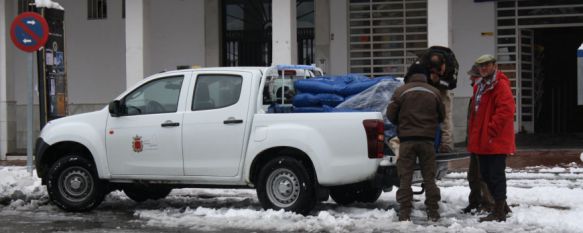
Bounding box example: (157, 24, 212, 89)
(18, 0, 36, 13)
(348, 0, 428, 77)
(88, 0, 107, 20)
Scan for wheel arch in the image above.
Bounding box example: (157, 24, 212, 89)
(38, 141, 96, 184)
(249, 147, 318, 186)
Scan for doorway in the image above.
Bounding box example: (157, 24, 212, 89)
(533, 27, 583, 133)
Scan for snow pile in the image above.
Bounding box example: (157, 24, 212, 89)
(0, 167, 48, 210)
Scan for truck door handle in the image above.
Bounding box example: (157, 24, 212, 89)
(223, 119, 243, 124)
(161, 121, 180, 127)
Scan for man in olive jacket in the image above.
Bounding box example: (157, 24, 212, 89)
(387, 62, 445, 222)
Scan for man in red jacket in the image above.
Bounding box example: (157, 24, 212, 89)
(467, 54, 515, 222)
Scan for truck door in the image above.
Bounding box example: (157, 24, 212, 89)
(106, 74, 189, 176)
(182, 71, 252, 177)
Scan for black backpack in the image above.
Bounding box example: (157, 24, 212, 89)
(419, 46, 459, 90)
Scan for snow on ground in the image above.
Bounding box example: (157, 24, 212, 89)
(1, 166, 583, 232)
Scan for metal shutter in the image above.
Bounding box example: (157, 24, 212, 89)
(349, 0, 427, 77)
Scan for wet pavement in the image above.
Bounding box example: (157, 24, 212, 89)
(448, 149, 583, 171)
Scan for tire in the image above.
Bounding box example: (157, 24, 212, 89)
(46, 155, 106, 212)
(330, 185, 357, 205)
(330, 183, 382, 205)
(256, 156, 316, 215)
(355, 184, 382, 203)
(123, 184, 172, 202)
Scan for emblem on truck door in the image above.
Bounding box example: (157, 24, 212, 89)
(132, 135, 143, 153)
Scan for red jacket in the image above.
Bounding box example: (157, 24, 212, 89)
(467, 70, 516, 155)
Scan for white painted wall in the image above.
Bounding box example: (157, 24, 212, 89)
(59, 0, 125, 103)
(451, 0, 496, 98)
(11, 0, 126, 104)
(329, 0, 348, 75)
(145, 0, 205, 75)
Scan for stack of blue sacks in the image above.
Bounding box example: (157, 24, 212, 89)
(292, 74, 402, 139)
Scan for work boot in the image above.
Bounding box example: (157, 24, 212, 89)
(479, 200, 506, 222)
(461, 203, 479, 214)
(504, 202, 512, 215)
(427, 209, 440, 222)
(398, 209, 411, 222)
(479, 201, 494, 213)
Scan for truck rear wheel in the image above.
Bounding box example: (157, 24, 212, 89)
(123, 184, 172, 202)
(256, 156, 316, 215)
(46, 155, 106, 212)
(330, 183, 382, 205)
(355, 185, 382, 203)
(330, 186, 357, 205)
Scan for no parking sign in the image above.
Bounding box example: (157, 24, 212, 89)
(10, 12, 49, 52)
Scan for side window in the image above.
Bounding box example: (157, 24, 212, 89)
(124, 76, 184, 115)
(192, 75, 242, 111)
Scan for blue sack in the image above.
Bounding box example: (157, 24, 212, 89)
(294, 107, 326, 112)
(316, 93, 344, 107)
(338, 79, 381, 96)
(294, 78, 344, 94)
(293, 93, 320, 107)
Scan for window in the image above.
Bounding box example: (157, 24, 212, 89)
(348, 0, 428, 77)
(192, 75, 243, 111)
(18, 0, 36, 13)
(123, 76, 184, 115)
(88, 0, 107, 20)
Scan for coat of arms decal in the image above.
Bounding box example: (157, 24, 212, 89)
(132, 135, 143, 153)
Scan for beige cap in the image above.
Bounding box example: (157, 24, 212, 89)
(475, 54, 496, 64)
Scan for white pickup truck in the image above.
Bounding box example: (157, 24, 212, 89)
(35, 65, 465, 214)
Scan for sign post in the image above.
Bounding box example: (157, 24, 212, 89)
(10, 12, 49, 173)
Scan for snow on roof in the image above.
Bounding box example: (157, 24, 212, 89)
(34, 0, 64, 10)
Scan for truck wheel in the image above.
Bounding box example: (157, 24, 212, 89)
(355, 185, 382, 203)
(123, 184, 172, 202)
(330, 186, 357, 205)
(46, 155, 106, 212)
(256, 156, 316, 215)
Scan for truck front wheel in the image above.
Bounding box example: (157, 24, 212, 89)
(46, 155, 106, 212)
(256, 156, 316, 215)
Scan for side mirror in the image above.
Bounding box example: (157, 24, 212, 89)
(109, 100, 123, 117)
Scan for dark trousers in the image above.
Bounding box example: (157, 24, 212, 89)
(397, 141, 441, 212)
(477, 155, 507, 201)
(468, 154, 494, 207)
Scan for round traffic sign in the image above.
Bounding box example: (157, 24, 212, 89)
(10, 12, 49, 53)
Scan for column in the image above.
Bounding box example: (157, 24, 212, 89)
(314, 0, 330, 73)
(1, 0, 8, 160)
(125, 0, 146, 88)
(272, 0, 297, 65)
(329, 0, 348, 75)
(428, 0, 452, 47)
(205, 0, 220, 67)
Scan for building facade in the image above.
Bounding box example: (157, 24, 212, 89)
(1, 0, 583, 158)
